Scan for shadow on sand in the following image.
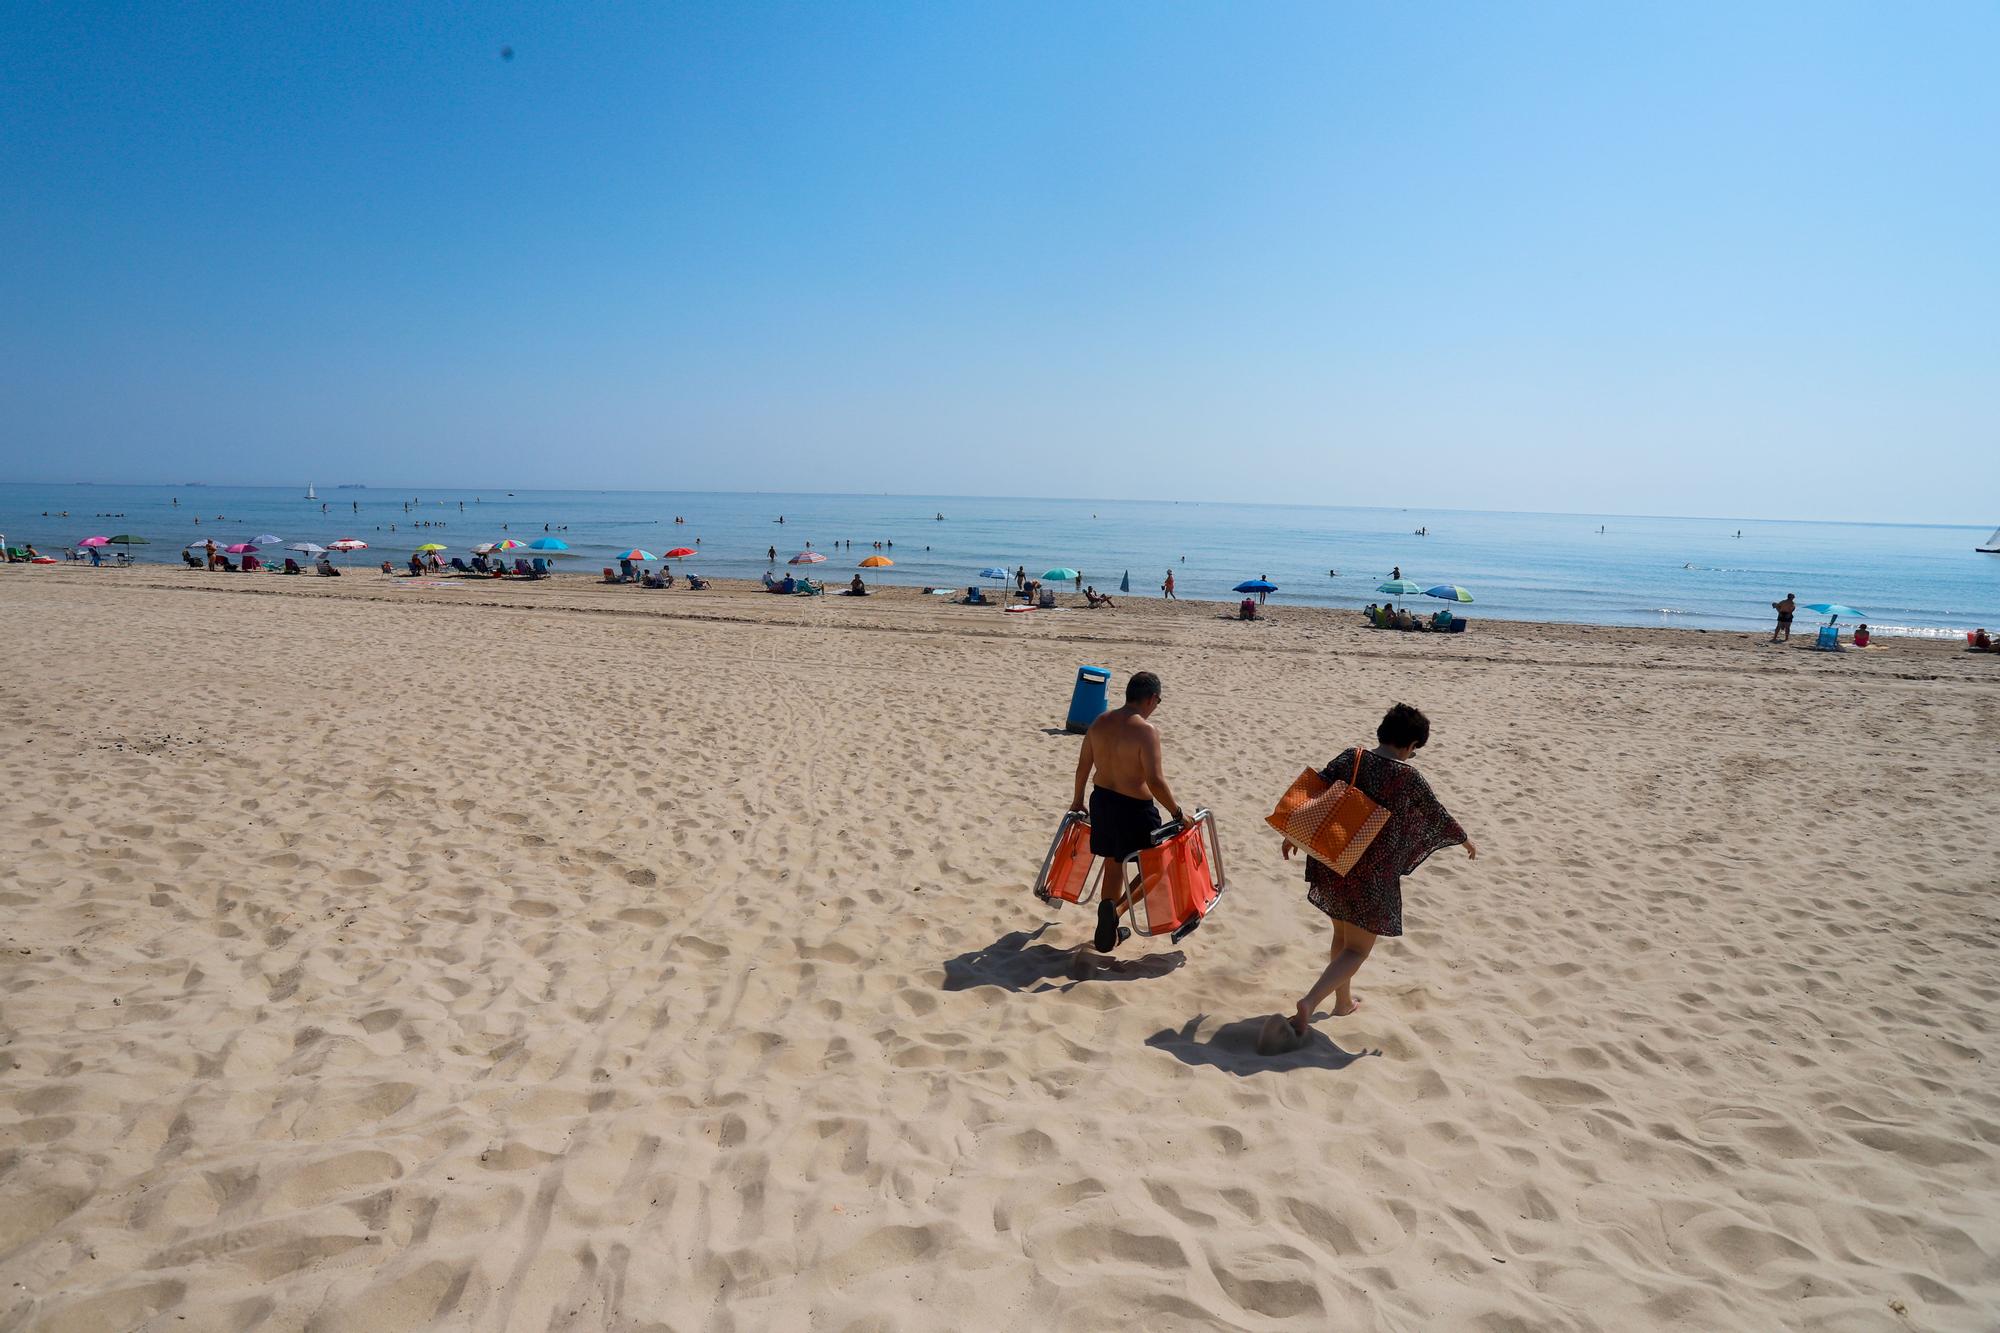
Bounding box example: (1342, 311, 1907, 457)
(1145, 1013, 1380, 1075)
(942, 923, 1185, 994)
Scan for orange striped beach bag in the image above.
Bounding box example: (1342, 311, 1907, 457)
(1265, 746, 1389, 875)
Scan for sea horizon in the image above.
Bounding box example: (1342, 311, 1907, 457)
(6, 481, 1994, 638)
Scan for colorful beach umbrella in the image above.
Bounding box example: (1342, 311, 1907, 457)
(1233, 579, 1278, 594)
(224, 543, 258, 554)
(1043, 567, 1080, 581)
(528, 537, 569, 551)
(494, 539, 525, 551)
(616, 549, 659, 562)
(1422, 585, 1474, 603)
(1377, 579, 1424, 595)
(859, 555, 893, 567)
(789, 551, 826, 564)
(78, 536, 110, 547)
(663, 546, 697, 559)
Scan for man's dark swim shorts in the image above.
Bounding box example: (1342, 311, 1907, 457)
(1089, 787, 1163, 860)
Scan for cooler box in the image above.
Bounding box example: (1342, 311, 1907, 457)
(1065, 666, 1111, 734)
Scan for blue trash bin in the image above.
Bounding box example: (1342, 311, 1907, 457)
(1066, 666, 1112, 734)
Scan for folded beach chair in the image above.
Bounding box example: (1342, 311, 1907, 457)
(1122, 810, 1226, 942)
(1031, 808, 1227, 944)
(1033, 811, 1102, 906)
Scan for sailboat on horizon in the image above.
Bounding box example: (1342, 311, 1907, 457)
(1978, 526, 2000, 554)
(305, 483, 317, 500)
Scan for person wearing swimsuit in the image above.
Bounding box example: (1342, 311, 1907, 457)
(1069, 671, 1185, 952)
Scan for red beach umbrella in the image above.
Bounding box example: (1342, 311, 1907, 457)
(664, 547, 697, 559)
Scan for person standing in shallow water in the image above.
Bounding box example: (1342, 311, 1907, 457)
(1282, 703, 1476, 1035)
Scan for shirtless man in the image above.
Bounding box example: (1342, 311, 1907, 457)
(1069, 671, 1185, 952)
(1771, 592, 1796, 643)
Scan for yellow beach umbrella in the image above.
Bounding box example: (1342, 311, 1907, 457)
(859, 555, 893, 567)
(415, 543, 447, 552)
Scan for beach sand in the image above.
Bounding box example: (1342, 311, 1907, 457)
(3, 566, 1996, 1331)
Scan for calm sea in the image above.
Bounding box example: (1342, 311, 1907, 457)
(4, 483, 1994, 637)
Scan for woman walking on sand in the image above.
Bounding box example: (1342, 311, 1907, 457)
(1282, 703, 1476, 1035)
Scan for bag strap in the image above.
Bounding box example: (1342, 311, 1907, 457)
(1350, 745, 1364, 788)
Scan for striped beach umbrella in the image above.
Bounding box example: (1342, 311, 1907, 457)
(1422, 585, 1474, 603)
(617, 549, 659, 563)
(789, 551, 826, 564)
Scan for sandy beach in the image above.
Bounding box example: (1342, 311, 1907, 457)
(2, 565, 1995, 1331)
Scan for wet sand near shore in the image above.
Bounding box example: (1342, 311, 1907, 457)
(3, 565, 1996, 1330)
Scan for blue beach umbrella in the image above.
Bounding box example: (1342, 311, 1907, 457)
(1804, 602, 1865, 623)
(528, 537, 570, 551)
(1233, 579, 1278, 594)
(1120, 570, 1130, 592)
(1043, 567, 1080, 582)
(979, 567, 1010, 580)
(1377, 579, 1424, 596)
(1423, 585, 1474, 603)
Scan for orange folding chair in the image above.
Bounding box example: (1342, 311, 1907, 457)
(1032, 810, 1106, 906)
(1121, 809, 1226, 943)
(1032, 808, 1227, 945)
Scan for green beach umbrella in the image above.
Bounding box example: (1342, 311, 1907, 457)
(1377, 579, 1424, 595)
(109, 534, 150, 547)
(1043, 567, 1080, 581)
(1422, 585, 1474, 603)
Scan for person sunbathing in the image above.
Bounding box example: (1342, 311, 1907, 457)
(686, 574, 709, 589)
(1852, 624, 1871, 647)
(1084, 586, 1115, 608)
(1973, 629, 1992, 652)
(1393, 608, 1416, 631)
(316, 556, 339, 576)
(849, 575, 868, 595)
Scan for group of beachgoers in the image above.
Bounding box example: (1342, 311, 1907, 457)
(1365, 601, 1463, 633)
(1069, 675, 1475, 1039)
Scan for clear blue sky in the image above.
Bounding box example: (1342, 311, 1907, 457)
(3, 3, 1994, 522)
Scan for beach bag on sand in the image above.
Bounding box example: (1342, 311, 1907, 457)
(1266, 746, 1388, 875)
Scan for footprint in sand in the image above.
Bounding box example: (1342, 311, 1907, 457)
(615, 907, 667, 927)
(510, 899, 558, 918)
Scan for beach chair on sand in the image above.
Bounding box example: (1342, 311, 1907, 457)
(513, 558, 534, 577)
(531, 557, 552, 577)
(452, 558, 472, 573)
(795, 578, 823, 596)
(1038, 587, 1057, 609)
(282, 557, 303, 574)
(1032, 809, 1227, 944)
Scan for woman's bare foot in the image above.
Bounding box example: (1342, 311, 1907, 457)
(1290, 1000, 1313, 1035)
(1331, 995, 1362, 1017)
